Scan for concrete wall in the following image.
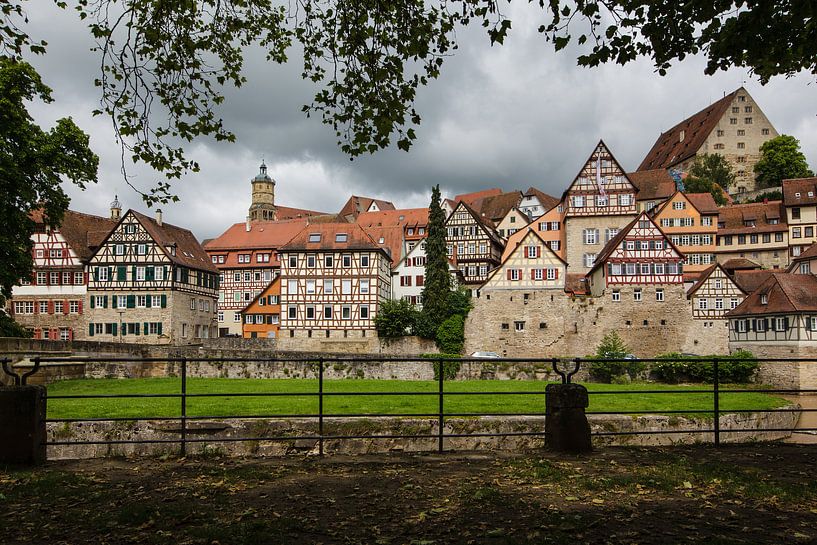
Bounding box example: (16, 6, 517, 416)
(465, 286, 730, 358)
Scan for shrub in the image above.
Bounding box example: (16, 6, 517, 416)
(587, 332, 643, 383)
(652, 351, 758, 383)
(436, 314, 465, 355)
(374, 299, 419, 338)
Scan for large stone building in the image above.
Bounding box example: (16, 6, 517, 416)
(86, 209, 219, 343)
(638, 87, 779, 195)
(563, 140, 639, 273)
(10, 206, 117, 340)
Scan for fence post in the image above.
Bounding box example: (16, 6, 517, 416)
(438, 358, 445, 453)
(180, 358, 187, 457)
(713, 358, 720, 446)
(318, 358, 324, 456)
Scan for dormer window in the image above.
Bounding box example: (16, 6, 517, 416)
(795, 192, 801, 198)
(309, 233, 321, 243)
(378, 237, 385, 244)
(760, 294, 768, 305)
(335, 233, 347, 243)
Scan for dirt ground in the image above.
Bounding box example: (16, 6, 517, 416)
(2, 444, 817, 545)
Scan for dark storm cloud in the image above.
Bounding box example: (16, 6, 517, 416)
(21, 2, 817, 240)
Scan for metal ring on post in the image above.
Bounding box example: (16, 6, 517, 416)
(551, 358, 581, 384)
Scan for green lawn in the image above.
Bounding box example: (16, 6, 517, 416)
(45, 378, 790, 420)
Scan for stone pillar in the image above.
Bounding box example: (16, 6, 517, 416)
(545, 383, 592, 453)
(0, 386, 47, 465)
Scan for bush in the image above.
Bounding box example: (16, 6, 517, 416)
(0, 311, 31, 338)
(374, 299, 419, 338)
(587, 332, 643, 383)
(436, 314, 465, 355)
(652, 351, 758, 383)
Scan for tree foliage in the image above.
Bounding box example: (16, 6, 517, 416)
(754, 135, 814, 190)
(0, 308, 31, 338)
(3, 1, 816, 202)
(745, 190, 783, 203)
(0, 57, 98, 299)
(684, 153, 734, 203)
(374, 298, 419, 338)
(436, 314, 465, 355)
(420, 184, 451, 338)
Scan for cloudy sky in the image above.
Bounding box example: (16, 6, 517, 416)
(23, 2, 817, 241)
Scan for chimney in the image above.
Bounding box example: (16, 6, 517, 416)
(246, 216, 251, 232)
(155, 208, 163, 226)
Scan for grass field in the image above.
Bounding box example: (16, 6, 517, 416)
(45, 378, 790, 420)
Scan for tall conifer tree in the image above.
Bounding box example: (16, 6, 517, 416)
(420, 185, 451, 337)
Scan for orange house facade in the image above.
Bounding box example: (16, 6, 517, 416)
(240, 278, 281, 339)
(651, 191, 719, 278)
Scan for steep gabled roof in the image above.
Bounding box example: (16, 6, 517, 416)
(31, 209, 118, 262)
(128, 210, 218, 273)
(686, 263, 746, 297)
(638, 89, 741, 171)
(239, 277, 280, 314)
(721, 258, 762, 272)
(524, 187, 560, 211)
(791, 242, 817, 263)
(562, 139, 637, 200)
(483, 227, 568, 286)
(726, 273, 817, 316)
(453, 188, 503, 208)
(338, 195, 396, 220)
(477, 191, 523, 222)
(450, 200, 504, 246)
(359, 225, 405, 263)
(628, 169, 676, 202)
(685, 193, 720, 215)
(782, 177, 817, 207)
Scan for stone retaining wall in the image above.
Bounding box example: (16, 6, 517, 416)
(46, 409, 799, 460)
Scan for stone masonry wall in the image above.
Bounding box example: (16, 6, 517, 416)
(728, 341, 817, 390)
(564, 215, 637, 273)
(465, 285, 729, 358)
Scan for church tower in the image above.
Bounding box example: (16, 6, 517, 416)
(248, 161, 276, 222)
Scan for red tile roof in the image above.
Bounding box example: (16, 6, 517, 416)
(477, 191, 524, 223)
(791, 242, 817, 262)
(721, 258, 761, 272)
(359, 225, 406, 263)
(280, 222, 388, 255)
(685, 193, 720, 215)
(453, 188, 503, 207)
(525, 187, 560, 211)
(628, 169, 677, 202)
(205, 219, 310, 251)
(338, 196, 396, 220)
(717, 201, 787, 235)
(638, 89, 740, 170)
(782, 177, 817, 206)
(564, 273, 589, 295)
(355, 208, 428, 230)
(130, 210, 218, 273)
(275, 205, 329, 220)
(731, 270, 774, 294)
(727, 273, 817, 316)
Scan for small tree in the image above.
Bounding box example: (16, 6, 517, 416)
(684, 153, 734, 203)
(595, 331, 629, 358)
(374, 299, 418, 338)
(754, 135, 814, 189)
(436, 314, 465, 355)
(0, 310, 30, 338)
(419, 185, 451, 338)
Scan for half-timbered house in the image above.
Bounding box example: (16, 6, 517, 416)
(10, 207, 117, 340)
(686, 263, 747, 321)
(495, 207, 529, 239)
(278, 223, 391, 338)
(563, 141, 639, 272)
(727, 273, 817, 346)
(205, 218, 309, 335)
(391, 239, 463, 307)
(502, 201, 566, 261)
(481, 229, 567, 292)
(651, 191, 719, 278)
(586, 212, 685, 298)
(86, 209, 219, 344)
(444, 201, 504, 292)
(518, 187, 560, 219)
(240, 278, 281, 338)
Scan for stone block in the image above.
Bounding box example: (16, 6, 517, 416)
(0, 386, 47, 465)
(545, 383, 592, 453)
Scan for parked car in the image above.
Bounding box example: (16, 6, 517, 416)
(470, 351, 500, 359)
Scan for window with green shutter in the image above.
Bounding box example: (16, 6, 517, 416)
(88, 323, 94, 337)
(112, 323, 118, 336)
(144, 322, 150, 334)
(117, 266, 126, 281)
(90, 296, 95, 309)
(157, 322, 163, 335)
(161, 295, 167, 308)
(103, 296, 108, 308)
(127, 295, 135, 308)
